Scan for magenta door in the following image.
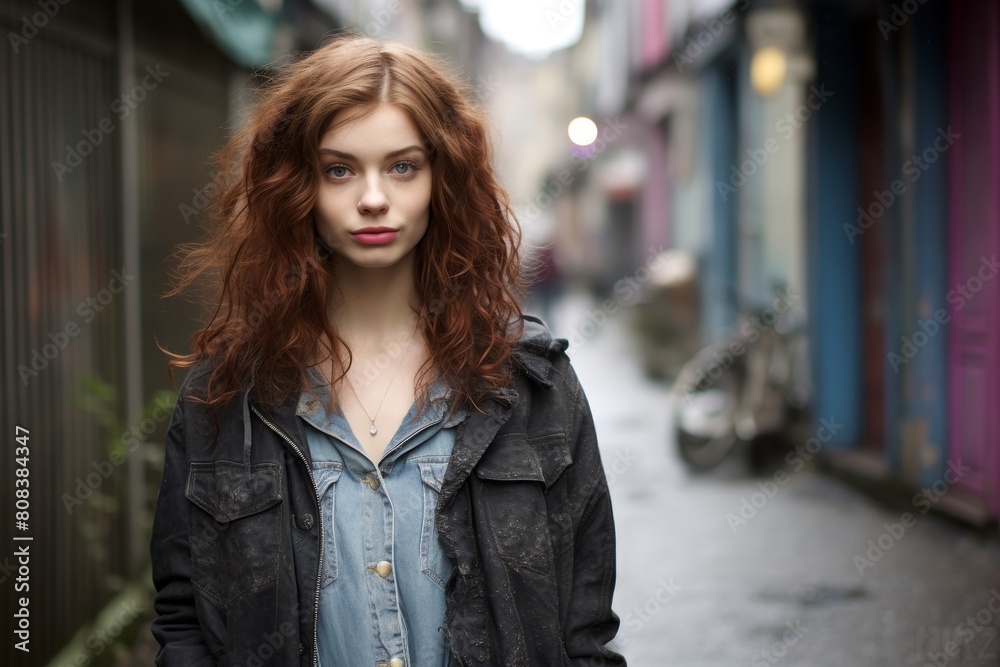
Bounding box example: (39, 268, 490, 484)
(948, 0, 1000, 516)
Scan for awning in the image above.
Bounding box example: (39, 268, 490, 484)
(176, 0, 277, 69)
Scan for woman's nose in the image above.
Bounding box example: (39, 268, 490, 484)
(357, 177, 389, 215)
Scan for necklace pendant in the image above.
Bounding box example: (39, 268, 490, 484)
(369, 422, 378, 436)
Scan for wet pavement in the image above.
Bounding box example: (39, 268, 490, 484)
(542, 291, 1000, 667)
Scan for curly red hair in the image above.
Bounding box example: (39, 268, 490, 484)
(163, 34, 525, 414)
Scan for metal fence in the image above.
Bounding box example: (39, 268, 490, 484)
(0, 0, 247, 662)
(0, 1, 134, 664)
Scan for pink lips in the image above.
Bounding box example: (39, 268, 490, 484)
(351, 226, 398, 245)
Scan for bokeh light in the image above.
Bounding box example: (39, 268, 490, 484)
(568, 116, 598, 146)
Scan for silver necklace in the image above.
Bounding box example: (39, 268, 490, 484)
(341, 321, 419, 436)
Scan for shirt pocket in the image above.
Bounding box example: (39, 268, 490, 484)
(415, 456, 453, 588)
(184, 461, 283, 605)
(312, 461, 344, 588)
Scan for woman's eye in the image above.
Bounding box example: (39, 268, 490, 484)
(325, 165, 350, 179)
(392, 161, 418, 176)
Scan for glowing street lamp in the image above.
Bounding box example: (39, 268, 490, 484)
(568, 116, 598, 146)
(750, 47, 787, 96)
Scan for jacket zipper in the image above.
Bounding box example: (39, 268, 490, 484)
(250, 405, 323, 667)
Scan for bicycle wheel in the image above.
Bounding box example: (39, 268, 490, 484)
(671, 342, 745, 471)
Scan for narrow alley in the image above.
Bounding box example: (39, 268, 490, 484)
(551, 292, 1000, 667)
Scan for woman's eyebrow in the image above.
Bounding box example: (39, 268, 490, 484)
(318, 145, 426, 160)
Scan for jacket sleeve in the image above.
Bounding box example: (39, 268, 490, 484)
(149, 388, 215, 666)
(562, 375, 627, 666)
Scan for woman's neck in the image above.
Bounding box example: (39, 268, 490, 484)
(326, 255, 422, 348)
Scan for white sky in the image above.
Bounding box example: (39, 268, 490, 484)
(459, 0, 585, 59)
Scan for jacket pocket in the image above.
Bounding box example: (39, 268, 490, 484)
(311, 461, 344, 587)
(414, 456, 453, 588)
(185, 461, 283, 605)
(475, 439, 554, 575)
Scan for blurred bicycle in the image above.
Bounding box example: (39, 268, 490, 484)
(670, 291, 811, 471)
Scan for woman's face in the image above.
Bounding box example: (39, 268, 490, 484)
(314, 103, 432, 270)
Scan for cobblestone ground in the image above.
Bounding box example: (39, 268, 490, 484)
(548, 291, 1000, 667)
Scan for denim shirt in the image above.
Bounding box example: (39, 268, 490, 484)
(296, 371, 468, 667)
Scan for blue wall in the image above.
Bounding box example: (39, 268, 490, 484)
(808, 11, 862, 447)
(699, 60, 739, 342)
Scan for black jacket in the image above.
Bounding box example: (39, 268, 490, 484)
(150, 316, 626, 666)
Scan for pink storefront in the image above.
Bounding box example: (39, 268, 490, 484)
(947, 0, 1000, 520)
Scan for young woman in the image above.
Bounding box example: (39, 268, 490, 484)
(150, 35, 625, 667)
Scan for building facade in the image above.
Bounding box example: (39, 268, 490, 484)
(578, 0, 1000, 523)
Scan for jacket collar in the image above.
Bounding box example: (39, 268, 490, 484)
(245, 316, 565, 462)
(508, 315, 567, 389)
(431, 316, 566, 510)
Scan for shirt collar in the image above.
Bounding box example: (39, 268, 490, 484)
(296, 368, 466, 443)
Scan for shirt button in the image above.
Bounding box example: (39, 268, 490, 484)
(390, 659, 404, 667)
(361, 474, 380, 491)
(375, 560, 392, 578)
(296, 513, 314, 531)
